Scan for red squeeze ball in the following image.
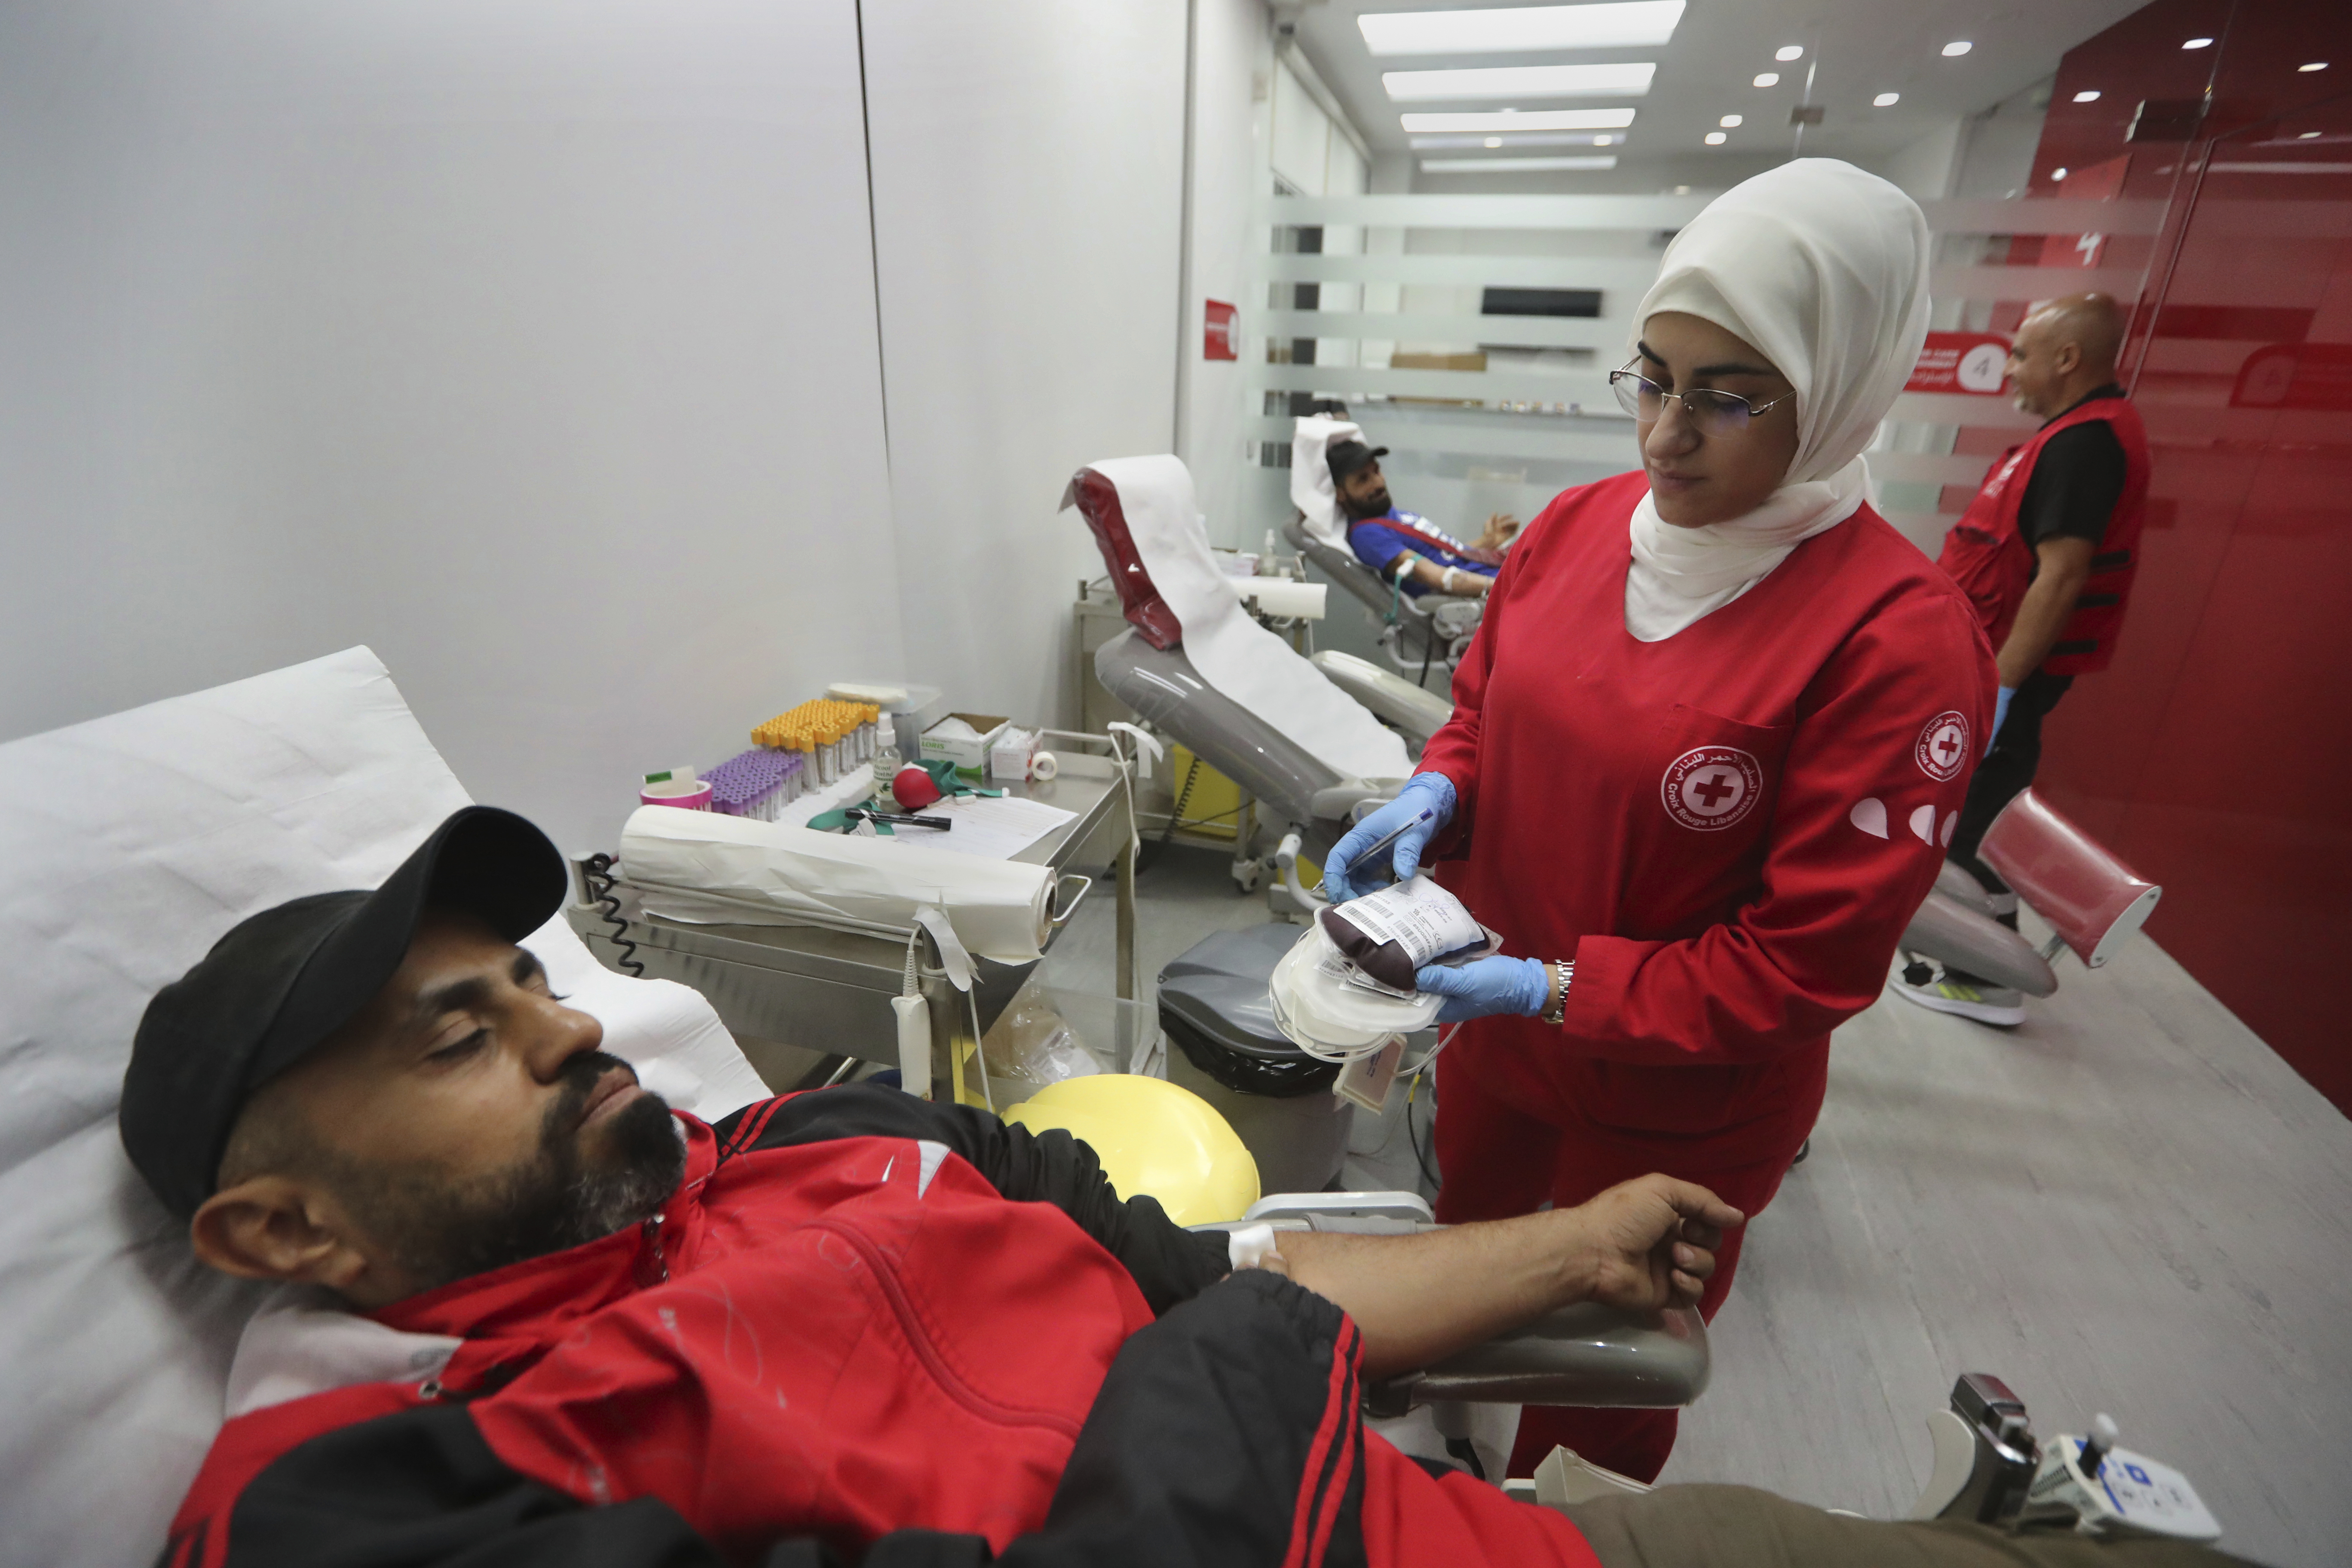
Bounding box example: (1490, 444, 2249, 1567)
(892, 765, 943, 811)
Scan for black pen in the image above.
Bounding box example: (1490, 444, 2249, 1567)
(847, 807, 952, 830)
(1349, 806, 1435, 888)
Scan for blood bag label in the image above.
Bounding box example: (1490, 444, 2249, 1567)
(1329, 876, 1485, 965)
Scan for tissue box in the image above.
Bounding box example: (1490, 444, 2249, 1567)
(921, 712, 1010, 780)
(990, 727, 1038, 783)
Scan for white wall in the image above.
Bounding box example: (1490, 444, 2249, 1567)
(861, 0, 1190, 729)
(1877, 122, 1968, 202)
(0, 0, 902, 854)
(1179, 0, 1276, 549)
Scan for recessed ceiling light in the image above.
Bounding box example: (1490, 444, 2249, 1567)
(1775, 45, 1804, 61)
(1942, 41, 1972, 57)
(2300, 130, 2322, 138)
(1382, 63, 1657, 102)
(2299, 61, 2328, 72)
(1754, 72, 1780, 87)
(1419, 155, 1620, 173)
(1360, 2, 1684, 57)
(1873, 92, 1900, 107)
(1408, 131, 1618, 149)
(1705, 131, 1728, 144)
(1400, 107, 1640, 133)
(1720, 114, 1743, 127)
(2074, 90, 2101, 102)
(2183, 37, 2213, 49)
(2052, 167, 2068, 180)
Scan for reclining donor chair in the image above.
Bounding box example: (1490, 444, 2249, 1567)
(1065, 455, 1427, 904)
(1893, 789, 2163, 1004)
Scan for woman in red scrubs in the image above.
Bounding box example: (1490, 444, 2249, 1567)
(1325, 159, 1996, 1482)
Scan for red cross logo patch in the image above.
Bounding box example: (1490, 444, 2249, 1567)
(1661, 746, 1764, 832)
(1916, 711, 1971, 782)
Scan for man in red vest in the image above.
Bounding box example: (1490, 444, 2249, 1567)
(1899, 294, 2151, 1026)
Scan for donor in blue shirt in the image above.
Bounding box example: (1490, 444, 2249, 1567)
(1328, 438, 1516, 599)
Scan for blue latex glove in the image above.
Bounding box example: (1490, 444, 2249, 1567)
(1987, 686, 2016, 757)
(1321, 772, 1457, 902)
(1413, 954, 1549, 1024)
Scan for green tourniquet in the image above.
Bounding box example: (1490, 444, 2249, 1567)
(805, 762, 1004, 836)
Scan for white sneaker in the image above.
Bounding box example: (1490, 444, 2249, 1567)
(1890, 959, 2026, 1027)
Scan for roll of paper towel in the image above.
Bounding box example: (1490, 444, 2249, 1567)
(1236, 578, 1327, 621)
(618, 805, 1055, 963)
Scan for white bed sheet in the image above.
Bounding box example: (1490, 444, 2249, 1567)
(0, 646, 766, 1568)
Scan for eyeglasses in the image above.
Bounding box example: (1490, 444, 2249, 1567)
(1610, 361, 1795, 436)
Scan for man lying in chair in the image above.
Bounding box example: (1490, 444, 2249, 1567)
(1329, 438, 1514, 600)
(126, 807, 2244, 1568)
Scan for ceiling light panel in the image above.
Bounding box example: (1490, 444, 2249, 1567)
(1719, 113, 1742, 126)
(1873, 92, 1901, 106)
(2074, 90, 2101, 101)
(1383, 62, 1657, 101)
(1753, 72, 1780, 87)
(1704, 132, 1727, 144)
(1775, 45, 1804, 61)
(1421, 156, 1620, 172)
(1401, 107, 1639, 132)
(2183, 37, 2213, 49)
(1360, 1, 1684, 56)
(1942, 41, 1973, 57)
(1408, 132, 1620, 149)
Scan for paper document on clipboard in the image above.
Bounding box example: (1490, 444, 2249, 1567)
(878, 793, 1078, 861)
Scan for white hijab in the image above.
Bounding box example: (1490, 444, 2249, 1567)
(1624, 159, 1931, 640)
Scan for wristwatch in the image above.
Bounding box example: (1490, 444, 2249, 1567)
(1541, 959, 1573, 1025)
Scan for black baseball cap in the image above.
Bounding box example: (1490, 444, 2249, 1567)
(119, 806, 570, 1221)
(1326, 438, 1388, 483)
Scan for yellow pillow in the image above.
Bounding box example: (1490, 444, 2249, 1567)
(1003, 1075, 1259, 1226)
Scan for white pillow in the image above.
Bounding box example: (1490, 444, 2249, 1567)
(0, 646, 767, 1568)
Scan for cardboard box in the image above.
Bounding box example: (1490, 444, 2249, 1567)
(920, 712, 1010, 781)
(989, 726, 1039, 783)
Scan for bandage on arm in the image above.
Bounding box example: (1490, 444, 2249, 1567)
(1407, 556, 1485, 595)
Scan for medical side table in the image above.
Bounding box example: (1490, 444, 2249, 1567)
(567, 771, 1138, 1094)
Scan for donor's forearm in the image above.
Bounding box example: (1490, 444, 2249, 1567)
(1273, 1211, 1588, 1381)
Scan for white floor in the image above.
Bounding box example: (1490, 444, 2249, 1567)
(1042, 845, 2352, 1568)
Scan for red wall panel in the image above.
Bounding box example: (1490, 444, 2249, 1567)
(2024, 0, 2352, 1111)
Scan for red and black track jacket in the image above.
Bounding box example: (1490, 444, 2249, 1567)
(162, 1084, 1601, 1568)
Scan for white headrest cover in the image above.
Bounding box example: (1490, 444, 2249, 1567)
(1290, 414, 1364, 550)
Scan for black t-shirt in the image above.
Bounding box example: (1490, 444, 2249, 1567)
(2016, 386, 2128, 549)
